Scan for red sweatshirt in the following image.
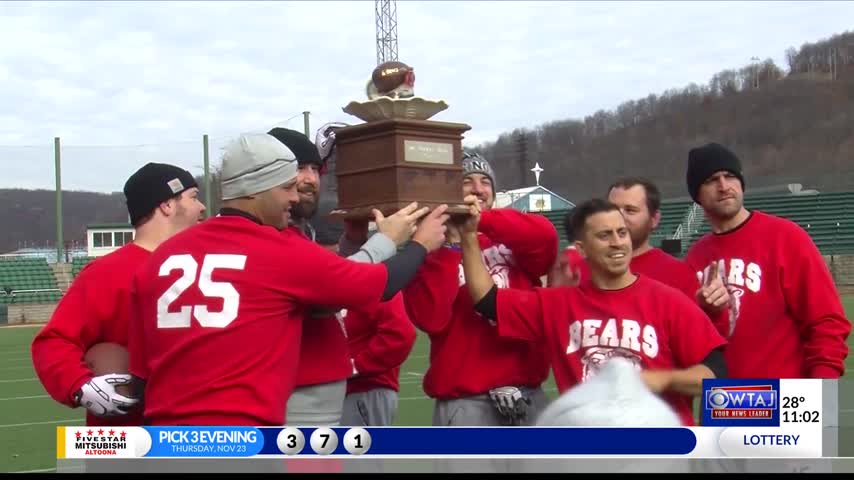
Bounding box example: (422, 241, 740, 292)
(285, 226, 354, 387)
(403, 208, 557, 399)
(344, 293, 416, 394)
(295, 313, 352, 386)
(632, 246, 730, 335)
(631, 248, 697, 299)
(129, 217, 386, 426)
(31, 243, 149, 427)
(685, 210, 851, 379)
(496, 275, 727, 426)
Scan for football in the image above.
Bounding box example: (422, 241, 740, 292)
(84, 342, 134, 397)
(371, 61, 414, 94)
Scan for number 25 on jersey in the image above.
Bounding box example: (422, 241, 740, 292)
(157, 254, 247, 329)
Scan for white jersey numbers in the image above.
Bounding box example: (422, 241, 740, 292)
(156, 254, 247, 329)
(157, 254, 197, 328)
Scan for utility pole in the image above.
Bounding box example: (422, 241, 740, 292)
(203, 134, 211, 218)
(303, 111, 310, 138)
(829, 47, 837, 81)
(54, 137, 64, 263)
(517, 132, 528, 187)
(750, 56, 760, 89)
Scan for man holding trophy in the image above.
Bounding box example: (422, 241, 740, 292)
(402, 151, 558, 429)
(281, 61, 559, 438)
(267, 125, 444, 428)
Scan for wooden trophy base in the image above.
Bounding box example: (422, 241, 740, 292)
(329, 118, 472, 222)
(327, 202, 470, 221)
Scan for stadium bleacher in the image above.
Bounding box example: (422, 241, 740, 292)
(543, 191, 854, 256)
(0, 257, 62, 304)
(682, 191, 854, 255)
(650, 200, 694, 250)
(71, 256, 95, 278)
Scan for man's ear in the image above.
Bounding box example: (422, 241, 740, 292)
(574, 239, 588, 259)
(651, 210, 662, 231)
(158, 198, 176, 217)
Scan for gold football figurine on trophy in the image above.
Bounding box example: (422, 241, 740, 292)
(344, 61, 448, 122)
(366, 61, 415, 100)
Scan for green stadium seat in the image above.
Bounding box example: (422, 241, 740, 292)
(0, 256, 61, 301)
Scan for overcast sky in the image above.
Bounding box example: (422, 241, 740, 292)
(2, 0, 852, 192)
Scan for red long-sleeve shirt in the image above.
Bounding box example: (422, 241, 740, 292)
(284, 226, 354, 388)
(402, 209, 557, 399)
(630, 248, 729, 342)
(31, 243, 149, 427)
(685, 210, 851, 379)
(496, 276, 727, 426)
(295, 313, 353, 387)
(344, 293, 416, 394)
(129, 217, 387, 426)
(631, 247, 730, 336)
(631, 248, 697, 299)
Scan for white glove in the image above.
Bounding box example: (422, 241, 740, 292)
(76, 374, 139, 417)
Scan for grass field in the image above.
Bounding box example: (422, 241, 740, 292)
(2, 297, 853, 472)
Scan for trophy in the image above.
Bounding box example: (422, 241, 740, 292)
(329, 61, 472, 220)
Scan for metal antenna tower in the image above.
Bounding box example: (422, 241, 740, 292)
(375, 0, 399, 65)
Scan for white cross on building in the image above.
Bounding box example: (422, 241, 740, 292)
(531, 162, 544, 186)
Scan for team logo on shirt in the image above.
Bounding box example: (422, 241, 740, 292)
(566, 318, 658, 380)
(581, 346, 642, 381)
(724, 288, 743, 338)
(458, 243, 515, 290)
(696, 258, 762, 338)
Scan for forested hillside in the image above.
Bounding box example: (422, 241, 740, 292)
(475, 30, 854, 201)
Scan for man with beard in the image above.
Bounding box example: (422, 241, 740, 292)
(268, 126, 427, 429)
(403, 151, 557, 431)
(607, 177, 731, 323)
(128, 131, 447, 426)
(461, 196, 728, 427)
(683, 143, 850, 379)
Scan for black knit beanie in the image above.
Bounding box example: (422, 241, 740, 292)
(267, 127, 323, 168)
(686, 143, 745, 203)
(124, 163, 198, 226)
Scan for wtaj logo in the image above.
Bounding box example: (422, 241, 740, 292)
(702, 379, 780, 427)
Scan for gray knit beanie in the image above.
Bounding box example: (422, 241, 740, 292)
(220, 133, 299, 200)
(462, 151, 497, 189)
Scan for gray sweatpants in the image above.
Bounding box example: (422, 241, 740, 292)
(432, 386, 549, 427)
(285, 380, 346, 426)
(431, 387, 549, 473)
(339, 388, 398, 474)
(341, 388, 398, 426)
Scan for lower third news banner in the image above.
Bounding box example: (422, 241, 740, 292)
(56, 379, 827, 472)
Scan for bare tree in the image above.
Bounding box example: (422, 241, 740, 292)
(785, 47, 799, 74)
